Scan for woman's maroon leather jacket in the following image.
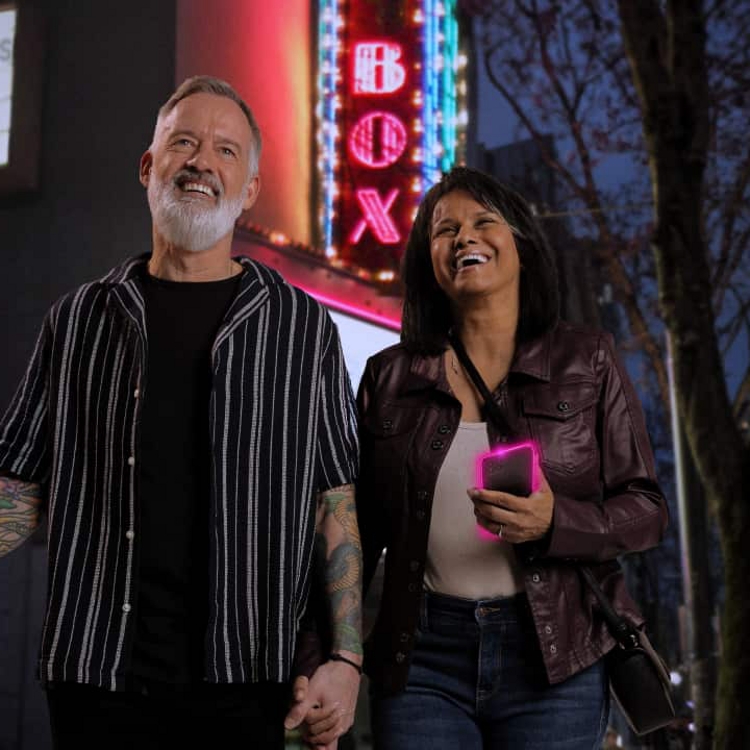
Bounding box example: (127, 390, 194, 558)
(356, 322, 667, 694)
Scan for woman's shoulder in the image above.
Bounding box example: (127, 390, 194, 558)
(545, 321, 615, 378)
(362, 341, 443, 393)
(367, 341, 411, 365)
(551, 319, 607, 342)
(549, 320, 613, 352)
(364, 342, 413, 380)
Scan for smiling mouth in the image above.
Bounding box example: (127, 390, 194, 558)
(179, 181, 218, 198)
(454, 253, 489, 271)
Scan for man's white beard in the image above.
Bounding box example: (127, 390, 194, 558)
(147, 171, 248, 253)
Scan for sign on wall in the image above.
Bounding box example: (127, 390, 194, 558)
(317, 0, 466, 281)
(0, 6, 16, 168)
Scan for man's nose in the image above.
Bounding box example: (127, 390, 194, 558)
(186, 143, 213, 172)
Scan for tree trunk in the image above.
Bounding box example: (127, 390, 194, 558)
(617, 1, 750, 747)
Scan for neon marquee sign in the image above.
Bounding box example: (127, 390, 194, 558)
(317, 1, 465, 279)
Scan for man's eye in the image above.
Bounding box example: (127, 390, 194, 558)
(221, 147, 237, 158)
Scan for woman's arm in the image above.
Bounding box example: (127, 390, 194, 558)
(544, 332, 668, 561)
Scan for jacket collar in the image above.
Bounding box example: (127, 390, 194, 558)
(510, 328, 552, 382)
(402, 325, 555, 395)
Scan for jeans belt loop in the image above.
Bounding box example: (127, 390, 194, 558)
(420, 588, 429, 631)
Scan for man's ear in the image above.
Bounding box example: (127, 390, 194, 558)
(242, 174, 261, 212)
(139, 151, 153, 188)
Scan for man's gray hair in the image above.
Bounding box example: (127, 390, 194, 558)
(155, 75, 262, 176)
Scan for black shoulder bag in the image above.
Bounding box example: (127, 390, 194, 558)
(448, 333, 675, 736)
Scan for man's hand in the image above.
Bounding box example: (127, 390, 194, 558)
(284, 658, 361, 748)
(286, 483, 363, 747)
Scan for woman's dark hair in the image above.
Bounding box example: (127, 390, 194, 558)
(400, 166, 559, 353)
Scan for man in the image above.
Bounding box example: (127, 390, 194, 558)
(0, 76, 361, 749)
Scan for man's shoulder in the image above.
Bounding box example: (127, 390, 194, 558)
(48, 256, 146, 318)
(235, 256, 330, 317)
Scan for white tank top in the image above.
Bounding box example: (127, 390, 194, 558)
(423, 422, 525, 599)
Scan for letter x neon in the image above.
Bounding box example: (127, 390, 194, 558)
(349, 188, 401, 244)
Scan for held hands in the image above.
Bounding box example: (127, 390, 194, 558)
(468, 464, 554, 543)
(284, 656, 361, 748)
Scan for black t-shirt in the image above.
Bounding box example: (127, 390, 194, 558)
(132, 268, 240, 684)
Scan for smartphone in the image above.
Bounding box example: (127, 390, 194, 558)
(478, 442, 534, 496)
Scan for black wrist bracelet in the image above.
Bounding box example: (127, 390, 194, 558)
(329, 653, 363, 674)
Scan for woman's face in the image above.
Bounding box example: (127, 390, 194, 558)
(429, 189, 521, 306)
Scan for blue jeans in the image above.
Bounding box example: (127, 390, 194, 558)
(370, 591, 609, 750)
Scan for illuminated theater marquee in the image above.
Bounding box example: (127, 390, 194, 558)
(317, 1, 464, 280)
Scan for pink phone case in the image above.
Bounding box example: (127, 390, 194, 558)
(478, 442, 534, 496)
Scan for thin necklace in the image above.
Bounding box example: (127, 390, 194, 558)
(450, 351, 460, 375)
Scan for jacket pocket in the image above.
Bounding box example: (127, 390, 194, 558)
(522, 383, 598, 473)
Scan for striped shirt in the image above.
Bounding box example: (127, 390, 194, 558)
(0, 255, 358, 690)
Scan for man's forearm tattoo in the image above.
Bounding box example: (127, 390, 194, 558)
(317, 484, 363, 655)
(0, 476, 43, 557)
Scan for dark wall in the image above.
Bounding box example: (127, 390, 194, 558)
(0, 0, 177, 407)
(0, 2, 176, 748)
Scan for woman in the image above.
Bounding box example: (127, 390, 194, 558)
(356, 167, 667, 750)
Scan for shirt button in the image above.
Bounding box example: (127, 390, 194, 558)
(409, 560, 420, 572)
(134, 388, 140, 399)
(407, 583, 417, 592)
(532, 573, 541, 583)
(127, 456, 135, 466)
(395, 652, 406, 664)
(430, 439, 444, 450)
(399, 632, 410, 643)
(544, 625, 553, 635)
(437, 424, 451, 434)
(122, 603, 131, 613)
(125, 530, 135, 540)
(416, 491, 428, 502)
(415, 510, 426, 521)
(382, 419, 394, 431)
(557, 401, 571, 412)
(550, 643, 558, 654)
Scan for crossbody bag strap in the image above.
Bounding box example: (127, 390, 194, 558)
(579, 566, 639, 648)
(447, 332, 513, 436)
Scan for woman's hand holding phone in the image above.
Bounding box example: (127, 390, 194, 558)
(469, 445, 555, 543)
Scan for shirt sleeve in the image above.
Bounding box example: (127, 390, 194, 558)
(315, 315, 359, 492)
(0, 312, 53, 485)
